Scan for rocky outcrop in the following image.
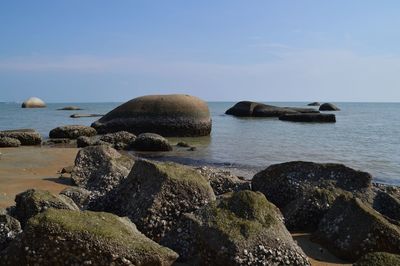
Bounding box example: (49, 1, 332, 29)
(71, 145, 134, 199)
(0, 129, 42, 145)
(0, 209, 178, 266)
(166, 190, 310, 265)
(49, 125, 97, 139)
(0, 137, 21, 147)
(57, 106, 82, 110)
(195, 166, 251, 196)
(252, 161, 372, 231)
(307, 102, 321, 106)
(354, 252, 400, 266)
(77, 131, 136, 150)
(91, 94, 212, 137)
(225, 101, 319, 118)
(21, 97, 46, 108)
(132, 133, 172, 151)
(12, 189, 79, 227)
(313, 195, 400, 261)
(319, 103, 340, 111)
(279, 113, 336, 123)
(92, 160, 216, 243)
(59, 187, 92, 209)
(0, 211, 21, 251)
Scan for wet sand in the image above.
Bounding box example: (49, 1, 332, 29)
(0, 146, 78, 208)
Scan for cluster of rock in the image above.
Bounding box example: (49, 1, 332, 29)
(225, 101, 339, 123)
(0, 129, 42, 147)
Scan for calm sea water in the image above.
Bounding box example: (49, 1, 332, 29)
(0, 102, 399, 185)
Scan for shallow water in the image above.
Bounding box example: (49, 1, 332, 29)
(0, 101, 399, 185)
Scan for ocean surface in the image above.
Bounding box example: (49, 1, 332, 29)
(0, 102, 399, 185)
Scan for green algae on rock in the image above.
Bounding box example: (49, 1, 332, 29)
(354, 252, 400, 266)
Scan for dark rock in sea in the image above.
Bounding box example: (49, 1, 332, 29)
(59, 187, 92, 210)
(49, 125, 97, 139)
(252, 161, 372, 231)
(0, 211, 22, 251)
(195, 166, 251, 196)
(12, 189, 79, 227)
(91, 94, 212, 137)
(92, 160, 216, 243)
(225, 101, 320, 118)
(313, 195, 400, 261)
(319, 103, 341, 111)
(99, 131, 136, 150)
(307, 102, 321, 106)
(71, 145, 134, 199)
(0, 137, 21, 147)
(57, 106, 82, 111)
(354, 252, 400, 266)
(177, 141, 190, 147)
(0, 129, 42, 145)
(70, 113, 103, 118)
(279, 113, 336, 123)
(132, 133, 172, 151)
(21, 97, 46, 108)
(166, 190, 310, 265)
(0, 209, 178, 266)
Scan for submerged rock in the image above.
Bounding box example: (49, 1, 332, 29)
(91, 94, 212, 137)
(0, 211, 22, 251)
(92, 160, 216, 243)
(168, 190, 310, 265)
(21, 97, 46, 108)
(49, 125, 97, 139)
(313, 195, 400, 261)
(57, 106, 82, 110)
(70, 113, 103, 118)
(354, 252, 400, 266)
(319, 103, 340, 111)
(279, 113, 336, 123)
(132, 133, 172, 151)
(252, 161, 372, 231)
(0, 209, 178, 266)
(307, 102, 321, 106)
(0, 137, 21, 147)
(0, 129, 42, 145)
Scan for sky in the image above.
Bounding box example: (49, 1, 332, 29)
(1, 1, 400, 102)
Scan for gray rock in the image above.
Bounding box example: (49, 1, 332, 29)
(354, 252, 400, 266)
(49, 125, 97, 139)
(319, 103, 340, 111)
(91, 94, 212, 137)
(307, 102, 321, 106)
(132, 133, 172, 151)
(279, 113, 336, 123)
(100, 131, 136, 150)
(57, 106, 82, 110)
(0, 211, 22, 251)
(0, 137, 21, 147)
(70, 113, 103, 118)
(59, 187, 92, 209)
(0, 129, 42, 145)
(0, 209, 178, 266)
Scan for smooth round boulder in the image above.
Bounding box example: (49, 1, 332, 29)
(319, 103, 340, 111)
(132, 133, 172, 151)
(49, 125, 97, 139)
(21, 97, 46, 108)
(91, 94, 212, 136)
(0, 137, 21, 147)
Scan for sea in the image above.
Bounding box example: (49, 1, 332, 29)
(0, 102, 399, 185)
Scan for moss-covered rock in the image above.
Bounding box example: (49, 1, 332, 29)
(252, 161, 372, 231)
(0, 211, 21, 251)
(354, 252, 400, 266)
(49, 125, 97, 139)
(168, 190, 309, 265)
(0, 209, 178, 265)
(91, 159, 215, 244)
(313, 195, 400, 261)
(12, 189, 79, 227)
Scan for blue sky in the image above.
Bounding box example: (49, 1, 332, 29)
(1, 1, 400, 102)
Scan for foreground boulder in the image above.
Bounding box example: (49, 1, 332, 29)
(0, 209, 178, 266)
(71, 145, 134, 199)
(279, 113, 336, 123)
(59, 187, 92, 209)
(167, 190, 310, 265)
(313, 195, 400, 261)
(0, 211, 21, 251)
(21, 97, 46, 108)
(319, 103, 340, 111)
(132, 133, 172, 151)
(92, 160, 216, 243)
(12, 189, 79, 227)
(354, 252, 400, 266)
(252, 161, 372, 231)
(49, 125, 97, 139)
(0, 137, 21, 147)
(91, 94, 212, 137)
(0, 129, 42, 145)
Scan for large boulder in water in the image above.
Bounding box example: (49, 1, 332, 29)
(319, 103, 340, 111)
(49, 125, 97, 139)
(252, 161, 372, 231)
(0, 129, 42, 145)
(21, 97, 46, 108)
(91, 94, 212, 137)
(0, 209, 178, 265)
